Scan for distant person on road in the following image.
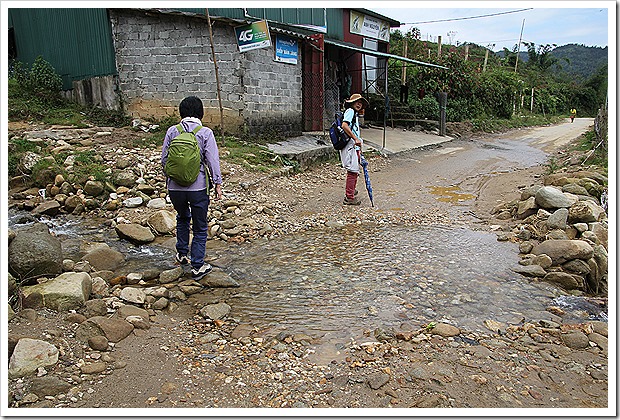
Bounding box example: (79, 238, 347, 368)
(161, 96, 223, 280)
(570, 108, 577, 123)
(340, 93, 369, 205)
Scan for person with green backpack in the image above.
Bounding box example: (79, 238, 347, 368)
(161, 96, 223, 280)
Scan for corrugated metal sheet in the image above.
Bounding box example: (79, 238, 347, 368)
(153, 8, 345, 40)
(8, 8, 116, 90)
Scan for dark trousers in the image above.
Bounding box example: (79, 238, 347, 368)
(168, 189, 210, 269)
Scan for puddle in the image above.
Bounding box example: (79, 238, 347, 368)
(428, 185, 476, 203)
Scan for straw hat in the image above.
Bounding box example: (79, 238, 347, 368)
(344, 93, 369, 109)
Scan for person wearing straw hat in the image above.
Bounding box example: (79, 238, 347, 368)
(340, 93, 369, 205)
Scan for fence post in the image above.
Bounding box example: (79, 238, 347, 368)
(439, 92, 447, 136)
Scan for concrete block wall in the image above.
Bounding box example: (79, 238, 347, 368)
(109, 9, 303, 136)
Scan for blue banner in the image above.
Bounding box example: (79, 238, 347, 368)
(274, 35, 298, 65)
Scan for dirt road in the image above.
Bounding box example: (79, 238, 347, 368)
(7, 118, 609, 414)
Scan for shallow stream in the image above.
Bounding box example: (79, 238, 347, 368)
(10, 209, 606, 346)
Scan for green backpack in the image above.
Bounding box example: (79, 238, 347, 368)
(164, 124, 202, 186)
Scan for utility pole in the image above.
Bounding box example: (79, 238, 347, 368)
(514, 19, 525, 73)
(206, 9, 225, 141)
(437, 35, 442, 58)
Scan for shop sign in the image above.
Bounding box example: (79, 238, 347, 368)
(274, 35, 298, 64)
(235, 20, 271, 52)
(350, 11, 390, 42)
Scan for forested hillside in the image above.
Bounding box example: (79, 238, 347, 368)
(550, 44, 608, 81)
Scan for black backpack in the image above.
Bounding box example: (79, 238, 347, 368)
(329, 111, 357, 150)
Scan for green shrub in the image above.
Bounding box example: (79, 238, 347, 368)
(26, 56, 62, 94)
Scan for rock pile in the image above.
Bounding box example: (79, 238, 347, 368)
(492, 170, 608, 295)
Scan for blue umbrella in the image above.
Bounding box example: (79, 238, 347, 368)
(360, 154, 374, 207)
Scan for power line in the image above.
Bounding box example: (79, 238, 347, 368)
(403, 8, 533, 25)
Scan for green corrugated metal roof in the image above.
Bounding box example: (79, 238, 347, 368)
(8, 8, 116, 90)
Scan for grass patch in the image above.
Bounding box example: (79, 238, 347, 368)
(220, 136, 284, 172)
(573, 130, 608, 171)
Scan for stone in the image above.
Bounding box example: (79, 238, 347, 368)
(119, 287, 147, 304)
(8, 338, 59, 378)
(535, 186, 578, 209)
(152, 297, 169, 310)
(200, 302, 231, 321)
(588, 332, 608, 352)
(83, 299, 108, 318)
(113, 170, 137, 187)
(367, 372, 390, 390)
(532, 240, 594, 265)
(123, 197, 144, 208)
(81, 361, 107, 375)
(126, 315, 150, 329)
(561, 331, 589, 349)
(88, 335, 109, 351)
(115, 223, 155, 244)
(546, 208, 569, 230)
(516, 197, 537, 218)
(147, 198, 167, 209)
(8, 223, 63, 281)
(568, 201, 606, 223)
(75, 316, 134, 343)
(589, 222, 608, 250)
(115, 304, 150, 321)
(83, 180, 105, 197)
(512, 264, 547, 277)
(64, 195, 84, 213)
(159, 267, 183, 284)
(562, 259, 591, 275)
(532, 254, 553, 269)
(231, 323, 255, 339)
(29, 375, 72, 397)
(32, 200, 62, 216)
(431, 322, 460, 337)
(561, 183, 589, 196)
(21, 272, 92, 312)
(147, 210, 176, 235)
(82, 244, 125, 271)
(198, 268, 240, 288)
(543, 272, 582, 290)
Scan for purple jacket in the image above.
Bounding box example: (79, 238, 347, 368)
(161, 117, 222, 191)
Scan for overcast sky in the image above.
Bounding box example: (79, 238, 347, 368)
(371, 2, 611, 52)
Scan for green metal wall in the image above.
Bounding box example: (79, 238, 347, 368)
(8, 8, 116, 90)
(191, 7, 345, 39)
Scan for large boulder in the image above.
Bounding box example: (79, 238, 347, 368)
(8, 338, 59, 378)
(115, 223, 155, 244)
(147, 210, 177, 235)
(568, 201, 606, 223)
(532, 240, 594, 265)
(82, 244, 125, 271)
(21, 272, 92, 311)
(8, 223, 63, 281)
(535, 186, 578, 209)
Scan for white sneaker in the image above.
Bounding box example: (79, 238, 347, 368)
(191, 264, 213, 280)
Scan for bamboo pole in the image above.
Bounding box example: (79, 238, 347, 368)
(514, 19, 525, 73)
(206, 9, 225, 141)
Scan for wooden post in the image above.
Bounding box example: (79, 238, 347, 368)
(439, 92, 447, 136)
(401, 40, 408, 84)
(206, 9, 225, 141)
(437, 35, 442, 58)
(483, 49, 489, 72)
